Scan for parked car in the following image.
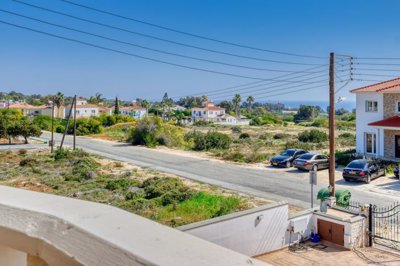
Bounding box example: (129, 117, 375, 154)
(342, 160, 386, 183)
(395, 167, 399, 179)
(270, 149, 308, 168)
(293, 153, 332, 171)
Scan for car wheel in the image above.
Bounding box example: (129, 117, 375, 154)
(286, 161, 291, 168)
(312, 165, 318, 172)
(366, 174, 371, 184)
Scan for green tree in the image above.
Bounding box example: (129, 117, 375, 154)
(246, 96, 255, 111)
(54, 92, 65, 118)
(114, 97, 120, 115)
(16, 117, 41, 144)
(140, 100, 150, 116)
(294, 105, 320, 123)
(232, 94, 242, 117)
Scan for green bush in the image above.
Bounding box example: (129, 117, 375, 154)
(311, 118, 328, 128)
(298, 129, 328, 143)
(127, 117, 185, 148)
(185, 131, 232, 151)
(273, 133, 291, 140)
(19, 157, 37, 167)
(239, 133, 250, 139)
(105, 179, 140, 191)
(141, 177, 194, 205)
(53, 148, 72, 161)
(231, 126, 242, 134)
(193, 120, 214, 127)
(68, 118, 103, 136)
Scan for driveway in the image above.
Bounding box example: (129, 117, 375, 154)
(32, 132, 400, 209)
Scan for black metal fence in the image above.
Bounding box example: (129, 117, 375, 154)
(370, 203, 400, 250)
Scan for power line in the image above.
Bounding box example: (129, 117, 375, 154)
(171, 64, 331, 99)
(2, 19, 340, 83)
(13, 0, 322, 66)
(245, 84, 327, 100)
(2, 9, 325, 74)
(59, 0, 326, 59)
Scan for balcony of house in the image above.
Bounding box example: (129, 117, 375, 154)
(0, 186, 267, 266)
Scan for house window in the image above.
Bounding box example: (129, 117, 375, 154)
(365, 101, 378, 112)
(365, 133, 376, 154)
(91, 110, 96, 114)
(203, 111, 206, 114)
(210, 111, 213, 115)
(397, 102, 400, 113)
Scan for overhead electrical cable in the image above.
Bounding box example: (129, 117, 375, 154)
(59, 0, 326, 59)
(13, 0, 323, 66)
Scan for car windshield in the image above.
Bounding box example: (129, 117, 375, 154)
(347, 161, 367, 169)
(280, 150, 295, 156)
(298, 154, 314, 160)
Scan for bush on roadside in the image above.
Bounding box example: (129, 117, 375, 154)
(231, 126, 242, 134)
(239, 133, 250, 139)
(127, 117, 185, 148)
(185, 130, 232, 151)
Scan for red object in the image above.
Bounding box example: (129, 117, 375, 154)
(368, 116, 400, 127)
(359, 171, 366, 176)
(351, 77, 400, 93)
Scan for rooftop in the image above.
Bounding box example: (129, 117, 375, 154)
(368, 116, 400, 127)
(350, 77, 400, 93)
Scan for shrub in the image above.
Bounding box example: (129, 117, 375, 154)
(68, 118, 103, 136)
(185, 131, 232, 151)
(19, 157, 37, 167)
(127, 117, 185, 148)
(70, 156, 99, 181)
(273, 133, 290, 140)
(193, 120, 214, 127)
(311, 118, 328, 128)
(298, 129, 328, 143)
(105, 179, 140, 191)
(231, 126, 242, 134)
(53, 148, 72, 161)
(18, 149, 27, 155)
(141, 177, 194, 205)
(239, 133, 250, 139)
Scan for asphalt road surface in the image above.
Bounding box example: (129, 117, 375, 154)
(37, 132, 399, 209)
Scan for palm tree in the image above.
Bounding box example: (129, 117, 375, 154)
(232, 94, 242, 118)
(140, 99, 150, 116)
(246, 96, 254, 111)
(54, 92, 64, 118)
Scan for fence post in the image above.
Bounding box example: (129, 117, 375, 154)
(369, 204, 373, 247)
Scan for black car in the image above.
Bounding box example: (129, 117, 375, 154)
(293, 153, 332, 171)
(270, 149, 308, 168)
(342, 160, 386, 183)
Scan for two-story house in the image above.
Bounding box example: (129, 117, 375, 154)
(118, 105, 147, 119)
(191, 100, 225, 122)
(352, 78, 400, 160)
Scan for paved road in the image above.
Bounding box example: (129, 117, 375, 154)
(37, 132, 399, 209)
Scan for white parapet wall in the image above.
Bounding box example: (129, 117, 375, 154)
(0, 186, 269, 266)
(178, 201, 290, 257)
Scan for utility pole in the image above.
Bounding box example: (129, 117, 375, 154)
(60, 97, 75, 149)
(51, 96, 55, 153)
(73, 95, 77, 150)
(329, 52, 336, 197)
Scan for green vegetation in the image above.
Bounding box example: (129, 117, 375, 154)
(0, 149, 250, 227)
(127, 117, 186, 148)
(0, 109, 41, 144)
(298, 129, 328, 143)
(185, 130, 232, 151)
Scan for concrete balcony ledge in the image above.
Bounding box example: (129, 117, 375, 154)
(0, 186, 267, 266)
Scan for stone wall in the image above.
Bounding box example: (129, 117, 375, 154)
(384, 130, 397, 159)
(383, 93, 400, 118)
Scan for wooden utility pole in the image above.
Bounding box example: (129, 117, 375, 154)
(60, 97, 75, 149)
(51, 96, 55, 153)
(73, 95, 77, 150)
(329, 52, 336, 197)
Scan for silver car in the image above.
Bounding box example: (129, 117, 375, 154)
(293, 153, 331, 171)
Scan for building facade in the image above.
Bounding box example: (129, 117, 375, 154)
(352, 78, 400, 160)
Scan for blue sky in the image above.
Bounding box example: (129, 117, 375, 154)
(1, 0, 400, 105)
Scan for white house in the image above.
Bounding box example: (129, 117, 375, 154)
(65, 104, 99, 118)
(352, 78, 400, 160)
(191, 100, 225, 122)
(119, 106, 147, 119)
(215, 114, 250, 126)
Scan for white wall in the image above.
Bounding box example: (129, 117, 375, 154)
(179, 202, 289, 257)
(0, 245, 26, 266)
(355, 93, 383, 154)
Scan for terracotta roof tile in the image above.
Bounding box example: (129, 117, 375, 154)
(350, 77, 400, 93)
